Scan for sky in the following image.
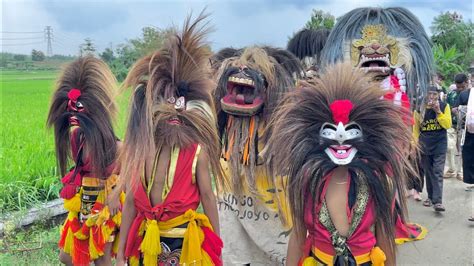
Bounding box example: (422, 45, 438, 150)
(1, 0, 472, 56)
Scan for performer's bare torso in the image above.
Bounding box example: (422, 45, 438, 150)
(145, 145, 171, 205)
(326, 166, 350, 237)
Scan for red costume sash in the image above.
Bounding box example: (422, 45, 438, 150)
(125, 144, 222, 266)
(303, 173, 377, 264)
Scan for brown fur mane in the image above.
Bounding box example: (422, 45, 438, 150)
(120, 12, 224, 190)
(46, 56, 118, 178)
(267, 63, 415, 264)
(213, 46, 302, 195)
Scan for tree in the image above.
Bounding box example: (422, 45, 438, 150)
(80, 38, 96, 56)
(433, 44, 464, 86)
(107, 26, 172, 81)
(99, 47, 115, 64)
(129, 26, 173, 56)
(305, 9, 335, 30)
(31, 49, 45, 61)
(431, 11, 474, 69)
(110, 44, 138, 81)
(13, 54, 26, 61)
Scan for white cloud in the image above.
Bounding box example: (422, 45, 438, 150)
(1, 0, 472, 55)
(1, 0, 60, 54)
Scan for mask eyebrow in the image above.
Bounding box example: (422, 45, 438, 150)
(345, 124, 361, 131)
(322, 123, 337, 130)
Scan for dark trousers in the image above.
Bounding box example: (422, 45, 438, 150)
(462, 132, 474, 184)
(408, 156, 424, 193)
(422, 153, 446, 204)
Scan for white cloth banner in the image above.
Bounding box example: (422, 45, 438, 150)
(218, 193, 290, 265)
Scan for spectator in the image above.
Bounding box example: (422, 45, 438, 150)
(445, 74, 469, 179)
(454, 80, 474, 190)
(414, 86, 452, 212)
(434, 73, 446, 100)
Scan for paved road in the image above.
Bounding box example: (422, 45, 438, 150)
(398, 178, 473, 265)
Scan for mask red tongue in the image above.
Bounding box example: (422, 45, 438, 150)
(369, 62, 379, 67)
(236, 94, 245, 104)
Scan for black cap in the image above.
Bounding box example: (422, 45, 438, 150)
(427, 85, 441, 92)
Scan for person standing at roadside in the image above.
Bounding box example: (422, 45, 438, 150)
(445, 74, 468, 179)
(414, 86, 452, 212)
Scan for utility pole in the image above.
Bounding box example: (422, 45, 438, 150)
(45, 26, 53, 56)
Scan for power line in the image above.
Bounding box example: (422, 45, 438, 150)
(1, 37, 45, 40)
(1, 31, 44, 34)
(52, 39, 67, 48)
(1, 41, 45, 46)
(55, 31, 84, 44)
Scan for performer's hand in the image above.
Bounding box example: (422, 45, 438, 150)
(107, 195, 121, 216)
(115, 256, 126, 266)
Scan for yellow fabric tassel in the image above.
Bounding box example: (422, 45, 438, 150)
(89, 230, 103, 260)
(301, 257, 318, 266)
(61, 205, 79, 254)
(370, 246, 386, 266)
(63, 227, 75, 255)
(101, 222, 114, 242)
(133, 210, 214, 265)
(85, 215, 97, 228)
(84, 206, 110, 228)
(96, 206, 110, 226)
(140, 219, 161, 266)
(129, 256, 140, 266)
(74, 228, 89, 240)
(96, 190, 106, 204)
(112, 230, 120, 254)
(120, 191, 126, 204)
(64, 193, 81, 213)
(201, 251, 213, 265)
(112, 212, 122, 227)
(180, 210, 210, 265)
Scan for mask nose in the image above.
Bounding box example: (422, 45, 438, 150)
(335, 122, 346, 145)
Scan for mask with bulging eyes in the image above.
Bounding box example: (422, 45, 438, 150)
(320, 121, 363, 165)
(166, 95, 186, 125)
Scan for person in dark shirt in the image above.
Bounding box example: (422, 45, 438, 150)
(454, 88, 474, 221)
(414, 86, 452, 212)
(445, 74, 469, 179)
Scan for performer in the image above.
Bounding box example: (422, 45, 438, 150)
(268, 63, 416, 265)
(116, 13, 224, 266)
(211, 46, 302, 265)
(320, 7, 434, 112)
(318, 7, 433, 243)
(47, 56, 122, 266)
(287, 28, 330, 78)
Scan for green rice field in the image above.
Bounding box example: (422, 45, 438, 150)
(1, 70, 60, 213)
(0, 69, 128, 214)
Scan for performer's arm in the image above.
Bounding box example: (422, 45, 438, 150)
(286, 229, 305, 266)
(116, 190, 137, 265)
(196, 151, 220, 236)
(105, 141, 124, 216)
